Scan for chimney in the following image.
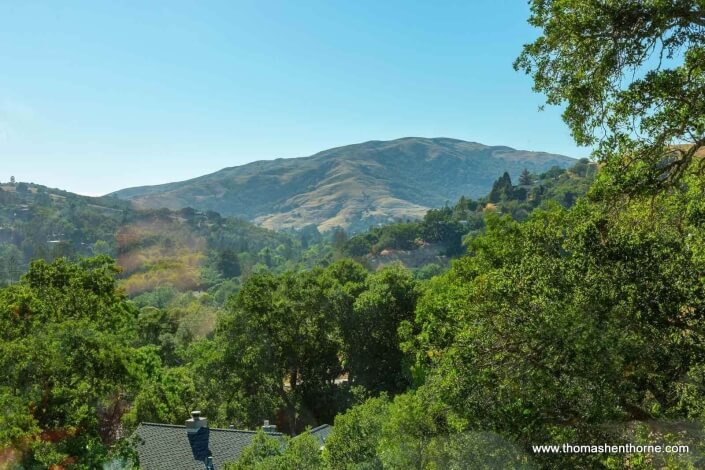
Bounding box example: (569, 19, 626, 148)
(262, 419, 277, 433)
(205, 456, 215, 470)
(186, 410, 208, 434)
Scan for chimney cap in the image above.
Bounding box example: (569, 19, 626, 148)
(191, 410, 202, 419)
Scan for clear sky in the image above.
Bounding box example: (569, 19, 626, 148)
(0, 0, 588, 196)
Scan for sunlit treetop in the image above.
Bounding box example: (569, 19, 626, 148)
(515, 0, 705, 195)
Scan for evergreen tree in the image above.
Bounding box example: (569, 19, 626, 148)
(518, 168, 533, 186)
(488, 172, 513, 203)
(217, 249, 241, 278)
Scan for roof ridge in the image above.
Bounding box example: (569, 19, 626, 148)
(309, 424, 332, 432)
(137, 422, 283, 435)
(138, 422, 186, 429)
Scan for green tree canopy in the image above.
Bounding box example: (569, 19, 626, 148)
(515, 0, 705, 195)
(407, 172, 705, 466)
(324, 394, 389, 470)
(342, 266, 418, 395)
(0, 256, 142, 467)
(208, 269, 342, 433)
(223, 430, 323, 470)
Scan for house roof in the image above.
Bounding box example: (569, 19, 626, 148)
(133, 423, 283, 470)
(310, 424, 333, 447)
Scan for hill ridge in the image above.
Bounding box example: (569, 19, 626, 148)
(111, 137, 574, 232)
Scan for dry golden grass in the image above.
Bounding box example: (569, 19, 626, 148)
(116, 216, 206, 295)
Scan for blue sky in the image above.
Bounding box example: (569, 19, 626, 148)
(0, 0, 588, 196)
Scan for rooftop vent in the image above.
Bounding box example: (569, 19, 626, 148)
(186, 410, 208, 434)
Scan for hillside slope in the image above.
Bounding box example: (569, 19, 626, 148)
(0, 182, 324, 295)
(111, 137, 574, 232)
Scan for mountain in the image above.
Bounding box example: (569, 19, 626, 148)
(111, 137, 575, 232)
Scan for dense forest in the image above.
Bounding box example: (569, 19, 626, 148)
(3, 0, 705, 468)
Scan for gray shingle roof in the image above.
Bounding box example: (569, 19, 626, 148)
(133, 423, 283, 470)
(309, 424, 333, 447)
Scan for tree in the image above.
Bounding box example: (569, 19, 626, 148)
(0, 243, 23, 285)
(452, 195, 475, 220)
(421, 207, 453, 242)
(343, 236, 372, 257)
(414, 263, 444, 281)
(92, 239, 113, 257)
(217, 249, 241, 278)
(326, 390, 533, 469)
(518, 168, 533, 186)
(277, 431, 324, 470)
(259, 247, 274, 268)
(488, 172, 513, 203)
(205, 210, 223, 226)
(372, 223, 419, 252)
(224, 430, 323, 470)
(211, 270, 342, 432)
(376, 390, 456, 469)
(515, 0, 705, 195)
(342, 265, 418, 395)
(408, 178, 705, 467)
(324, 395, 389, 470)
(332, 228, 348, 251)
(224, 429, 283, 470)
(539, 165, 565, 180)
(0, 257, 142, 467)
(299, 224, 322, 249)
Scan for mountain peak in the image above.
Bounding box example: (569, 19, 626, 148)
(111, 138, 574, 232)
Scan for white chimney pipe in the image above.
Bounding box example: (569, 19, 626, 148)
(186, 410, 208, 433)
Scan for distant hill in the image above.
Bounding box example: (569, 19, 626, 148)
(110, 137, 575, 232)
(0, 182, 325, 295)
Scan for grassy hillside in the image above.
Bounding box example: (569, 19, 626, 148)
(111, 137, 575, 232)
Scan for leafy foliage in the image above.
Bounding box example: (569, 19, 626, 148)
(0, 257, 142, 467)
(324, 395, 389, 470)
(515, 0, 705, 195)
(179, 260, 418, 435)
(223, 430, 323, 470)
(406, 171, 705, 467)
